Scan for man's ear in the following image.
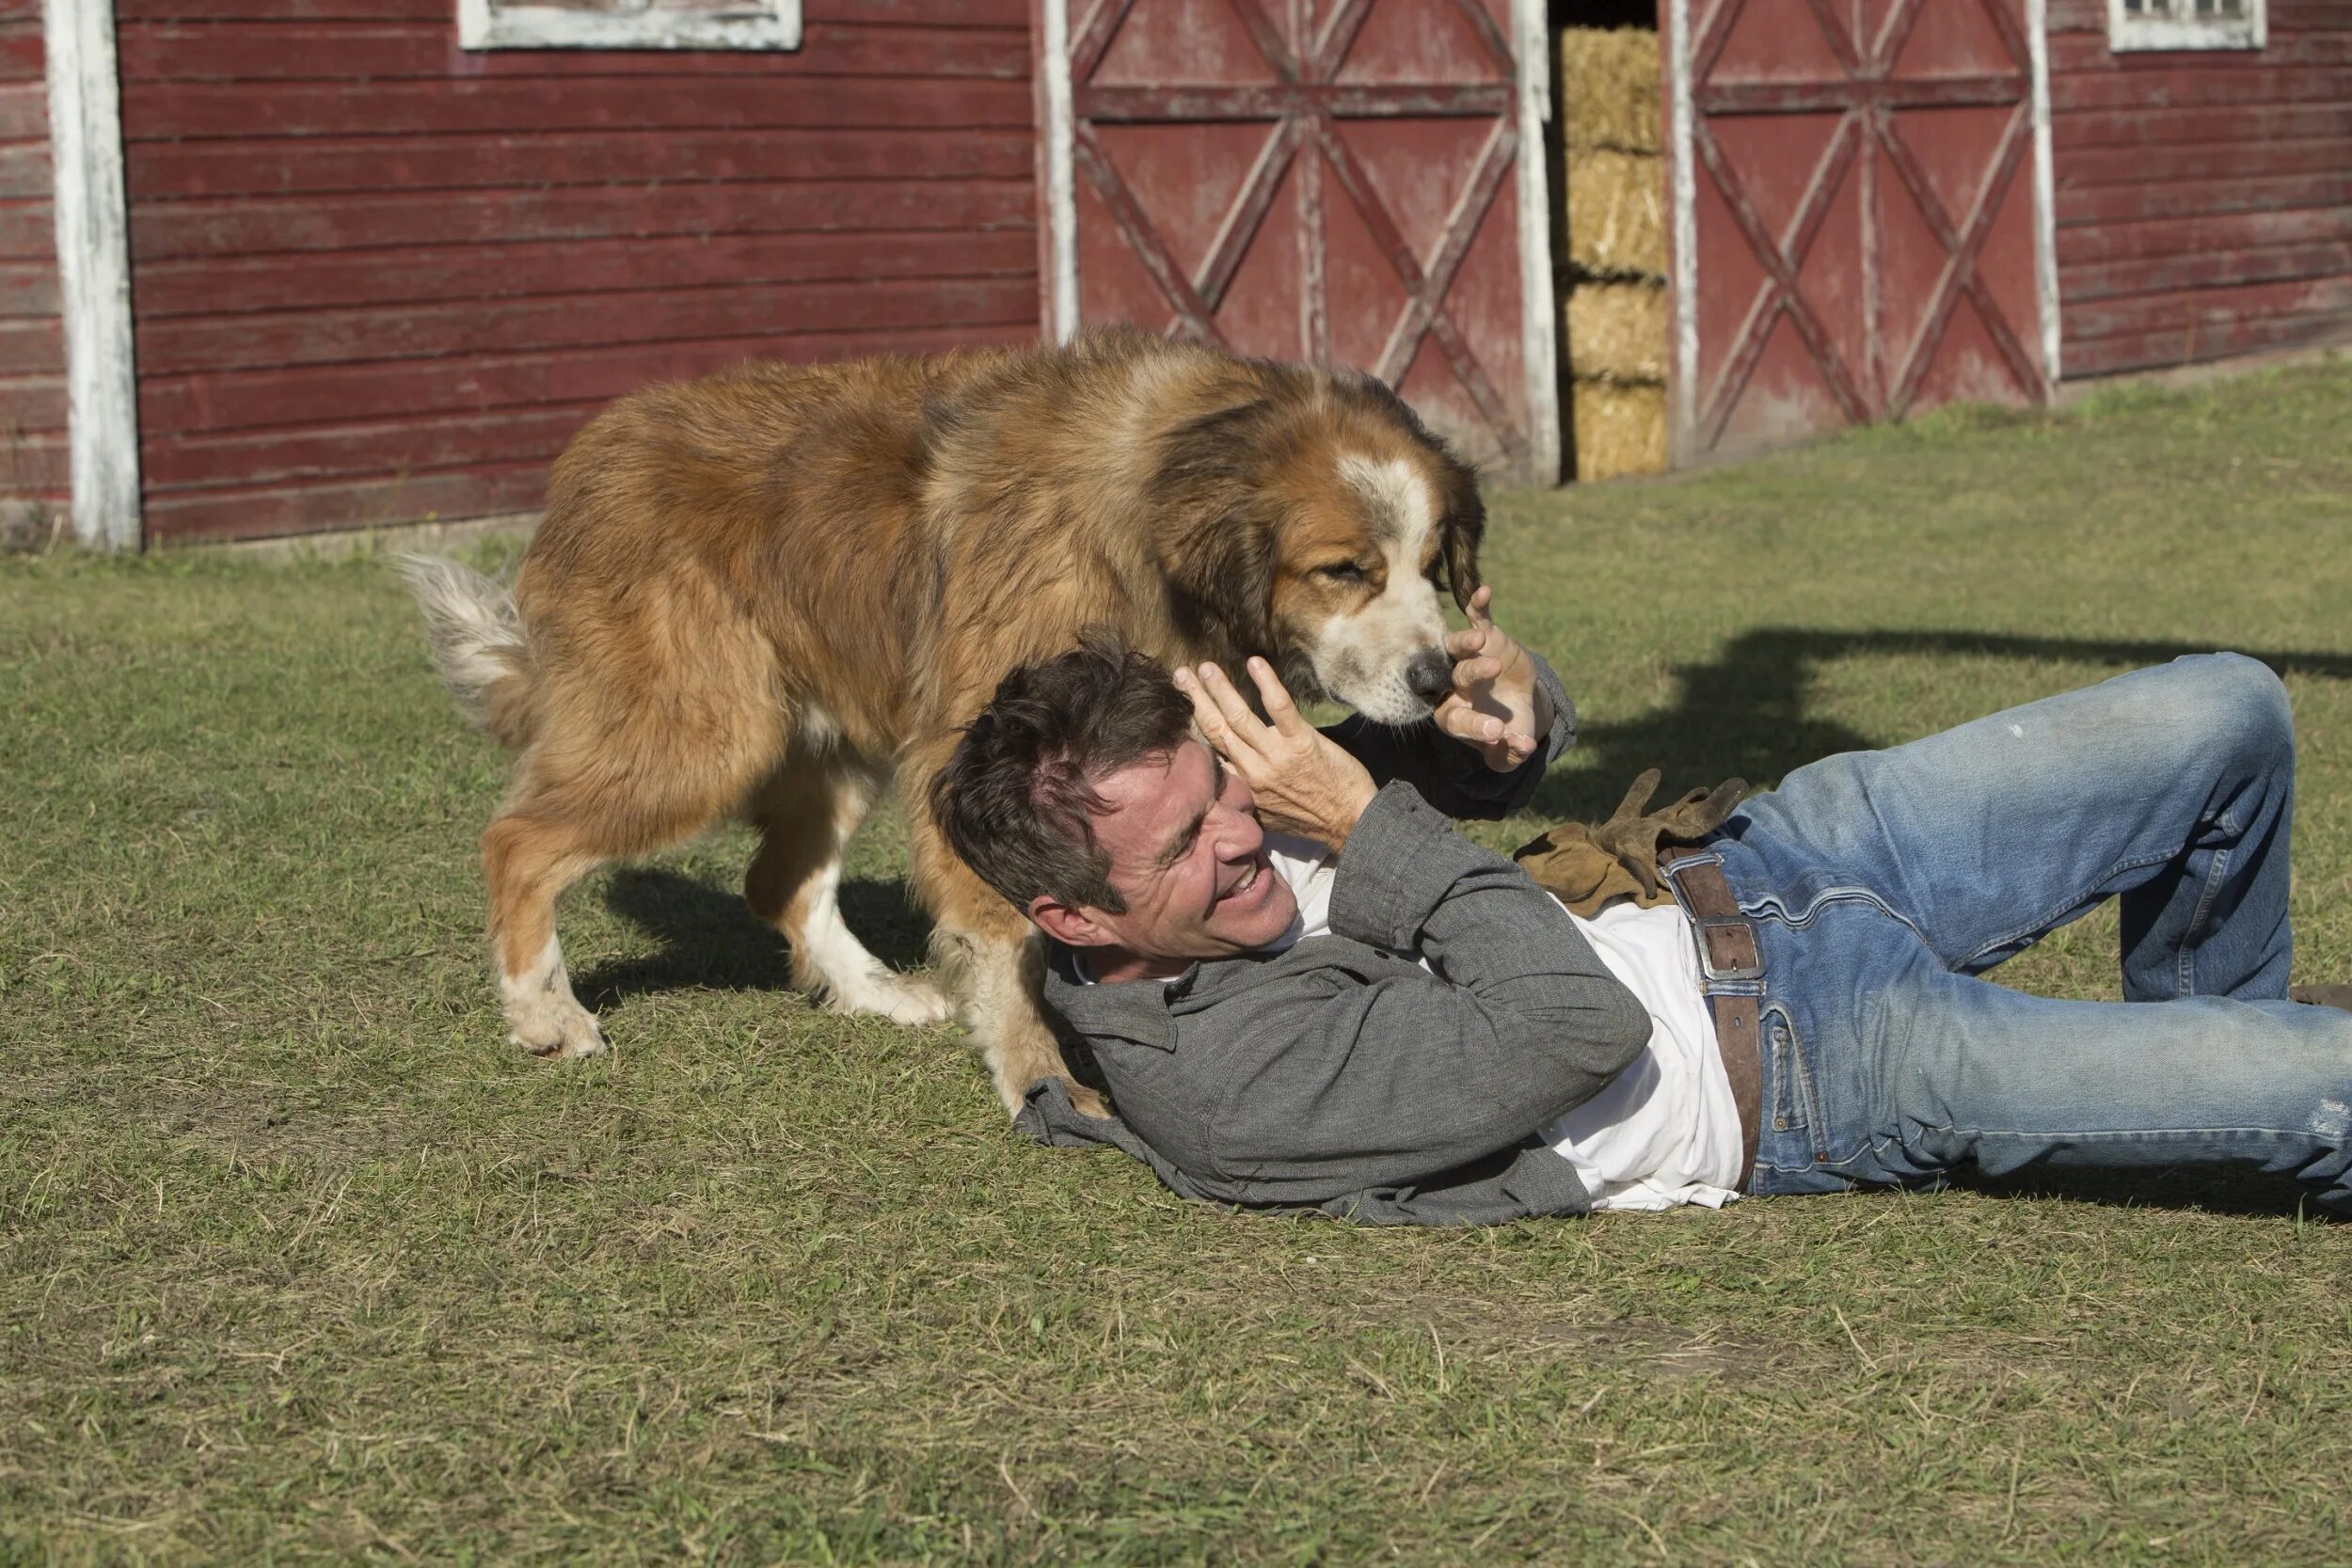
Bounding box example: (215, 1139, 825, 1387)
(1029, 895, 1110, 948)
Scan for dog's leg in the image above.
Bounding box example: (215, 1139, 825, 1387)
(482, 812, 606, 1059)
(481, 630, 786, 1059)
(745, 760, 951, 1027)
(908, 793, 1108, 1119)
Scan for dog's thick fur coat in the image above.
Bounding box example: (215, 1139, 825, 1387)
(406, 329, 1485, 1113)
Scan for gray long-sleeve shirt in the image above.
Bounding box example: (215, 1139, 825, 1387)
(1014, 656, 1652, 1224)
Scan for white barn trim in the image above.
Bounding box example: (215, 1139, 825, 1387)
(43, 0, 140, 551)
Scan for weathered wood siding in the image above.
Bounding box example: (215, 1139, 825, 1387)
(0, 0, 66, 542)
(2048, 0, 2352, 378)
(119, 0, 1039, 544)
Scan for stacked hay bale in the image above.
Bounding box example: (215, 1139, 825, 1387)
(1556, 26, 1668, 481)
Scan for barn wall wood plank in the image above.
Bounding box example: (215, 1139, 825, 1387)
(2053, 103, 2352, 149)
(0, 20, 41, 79)
(2057, 170, 2352, 227)
(2058, 206, 2352, 265)
(2063, 309, 2352, 376)
(138, 279, 1040, 376)
(0, 311, 62, 372)
(0, 370, 63, 424)
(140, 322, 1040, 435)
(144, 464, 555, 544)
(1, 2, 59, 534)
(0, 193, 48, 254)
(2061, 238, 2352, 299)
(7, 422, 61, 453)
(144, 404, 606, 487)
(135, 230, 1037, 317)
(0, 77, 43, 137)
(125, 78, 1033, 139)
(117, 0, 443, 17)
(129, 129, 1035, 200)
(2060, 135, 2352, 186)
(122, 0, 1043, 540)
(128, 179, 1034, 261)
(116, 21, 1029, 81)
(0, 137, 45, 196)
(2050, 30, 2352, 71)
(804, 0, 1028, 22)
(2051, 64, 2351, 111)
(116, 0, 1028, 21)
(2064, 274, 2352, 339)
(0, 256, 56, 313)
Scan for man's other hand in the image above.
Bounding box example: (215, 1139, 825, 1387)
(1436, 585, 1553, 772)
(1175, 658, 1378, 849)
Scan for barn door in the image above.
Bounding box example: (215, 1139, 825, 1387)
(1666, 0, 2057, 460)
(1038, 0, 1559, 483)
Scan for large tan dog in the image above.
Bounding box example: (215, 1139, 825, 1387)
(404, 327, 1485, 1115)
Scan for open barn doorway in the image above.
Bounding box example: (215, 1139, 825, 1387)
(1547, 0, 1670, 482)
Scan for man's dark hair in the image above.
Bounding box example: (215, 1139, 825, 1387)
(930, 629, 1194, 915)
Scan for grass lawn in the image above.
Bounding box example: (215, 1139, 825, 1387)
(5, 357, 2352, 1566)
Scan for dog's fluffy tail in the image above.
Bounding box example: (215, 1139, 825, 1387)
(397, 554, 537, 751)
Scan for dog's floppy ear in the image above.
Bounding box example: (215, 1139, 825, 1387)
(1438, 474, 1485, 611)
(1149, 400, 1283, 648)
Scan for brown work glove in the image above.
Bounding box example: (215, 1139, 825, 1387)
(1514, 769, 1749, 916)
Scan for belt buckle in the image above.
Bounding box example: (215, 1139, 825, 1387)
(1693, 914, 1765, 983)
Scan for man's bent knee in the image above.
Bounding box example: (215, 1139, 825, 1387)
(2170, 651, 2293, 774)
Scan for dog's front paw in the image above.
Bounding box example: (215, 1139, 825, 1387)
(1060, 1078, 1112, 1120)
(823, 970, 954, 1027)
(507, 997, 608, 1059)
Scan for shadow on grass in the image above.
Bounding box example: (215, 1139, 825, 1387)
(574, 867, 930, 1008)
(1534, 627, 2352, 821)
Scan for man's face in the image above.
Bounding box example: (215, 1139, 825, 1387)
(1066, 739, 1300, 963)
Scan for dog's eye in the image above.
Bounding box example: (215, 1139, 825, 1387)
(1316, 562, 1368, 584)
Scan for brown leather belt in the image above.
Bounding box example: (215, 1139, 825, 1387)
(1655, 842, 1763, 1191)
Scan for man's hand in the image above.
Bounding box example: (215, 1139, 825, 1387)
(1434, 585, 1553, 772)
(1174, 657, 1378, 849)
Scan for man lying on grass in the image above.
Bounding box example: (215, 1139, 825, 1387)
(931, 603, 2352, 1223)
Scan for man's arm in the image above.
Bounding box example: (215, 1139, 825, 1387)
(1138, 659, 1644, 1209)
(1189, 783, 1648, 1204)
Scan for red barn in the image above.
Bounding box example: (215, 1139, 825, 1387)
(16, 0, 1042, 549)
(2044, 0, 2352, 379)
(7, 0, 2349, 548)
(1662, 0, 2352, 462)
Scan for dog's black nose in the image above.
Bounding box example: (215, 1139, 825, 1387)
(1405, 649, 1453, 704)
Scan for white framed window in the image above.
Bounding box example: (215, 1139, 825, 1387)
(458, 0, 803, 51)
(2108, 0, 2265, 52)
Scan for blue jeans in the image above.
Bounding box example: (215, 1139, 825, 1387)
(1696, 654, 2352, 1212)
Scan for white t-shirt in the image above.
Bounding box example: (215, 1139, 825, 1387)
(1260, 834, 1744, 1212)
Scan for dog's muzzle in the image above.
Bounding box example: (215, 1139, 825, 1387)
(1405, 648, 1453, 705)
